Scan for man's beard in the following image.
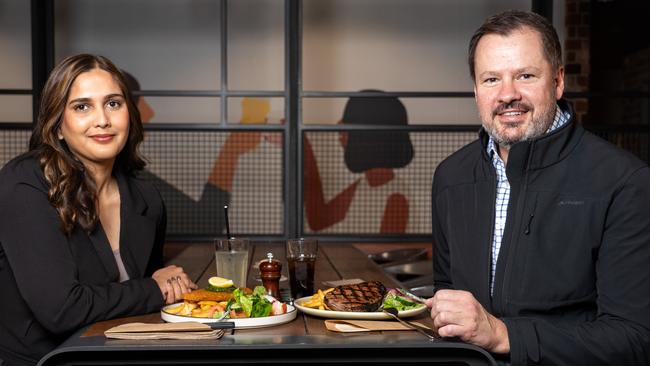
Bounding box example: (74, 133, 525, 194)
(483, 100, 557, 149)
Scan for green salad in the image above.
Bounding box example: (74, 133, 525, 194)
(229, 286, 274, 318)
(382, 289, 426, 311)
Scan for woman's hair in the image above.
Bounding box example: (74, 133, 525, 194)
(29, 54, 145, 235)
(468, 10, 562, 81)
(342, 90, 414, 173)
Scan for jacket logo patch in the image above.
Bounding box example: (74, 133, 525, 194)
(558, 200, 584, 206)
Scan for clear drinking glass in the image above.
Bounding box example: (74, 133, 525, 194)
(286, 238, 318, 299)
(214, 238, 250, 288)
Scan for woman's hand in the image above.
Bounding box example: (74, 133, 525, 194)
(152, 265, 198, 304)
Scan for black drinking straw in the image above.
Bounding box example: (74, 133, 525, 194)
(224, 205, 231, 240)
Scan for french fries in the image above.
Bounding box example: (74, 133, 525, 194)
(300, 288, 334, 310)
(164, 302, 197, 316)
(164, 300, 228, 317)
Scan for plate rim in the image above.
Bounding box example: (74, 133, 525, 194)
(293, 296, 427, 319)
(161, 302, 297, 329)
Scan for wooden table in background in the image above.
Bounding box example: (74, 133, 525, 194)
(37, 242, 496, 366)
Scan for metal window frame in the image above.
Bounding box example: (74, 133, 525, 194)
(3, 0, 649, 241)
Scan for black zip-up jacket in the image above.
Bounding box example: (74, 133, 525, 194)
(432, 100, 650, 365)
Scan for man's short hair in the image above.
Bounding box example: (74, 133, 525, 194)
(468, 10, 563, 81)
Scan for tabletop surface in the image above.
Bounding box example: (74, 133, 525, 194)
(38, 242, 497, 366)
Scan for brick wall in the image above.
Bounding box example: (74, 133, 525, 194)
(623, 48, 650, 123)
(564, 0, 590, 123)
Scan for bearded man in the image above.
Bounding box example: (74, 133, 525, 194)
(426, 10, 650, 366)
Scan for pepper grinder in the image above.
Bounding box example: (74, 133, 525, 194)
(259, 252, 282, 299)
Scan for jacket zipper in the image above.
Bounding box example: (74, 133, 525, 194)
(487, 170, 497, 302)
(496, 142, 535, 316)
(482, 143, 498, 303)
(524, 198, 537, 235)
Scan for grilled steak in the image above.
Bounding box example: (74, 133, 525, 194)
(324, 281, 387, 312)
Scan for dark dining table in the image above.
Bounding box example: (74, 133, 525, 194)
(37, 242, 497, 366)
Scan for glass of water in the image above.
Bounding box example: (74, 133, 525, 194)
(214, 238, 250, 288)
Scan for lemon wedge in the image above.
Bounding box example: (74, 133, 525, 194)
(208, 276, 234, 288)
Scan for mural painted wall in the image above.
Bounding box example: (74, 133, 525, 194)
(0, 0, 566, 235)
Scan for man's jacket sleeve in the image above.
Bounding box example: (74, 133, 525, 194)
(432, 171, 453, 291)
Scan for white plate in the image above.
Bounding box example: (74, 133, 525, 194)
(161, 303, 297, 329)
(294, 297, 427, 320)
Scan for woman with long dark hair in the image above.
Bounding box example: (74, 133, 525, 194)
(0, 54, 196, 366)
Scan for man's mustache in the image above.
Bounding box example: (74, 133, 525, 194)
(492, 101, 533, 117)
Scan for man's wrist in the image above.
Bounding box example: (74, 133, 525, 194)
(490, 317, 510, 354)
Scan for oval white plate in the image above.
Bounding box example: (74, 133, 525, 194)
(161, 303, 297, 329)
(294, 297, 427, 319)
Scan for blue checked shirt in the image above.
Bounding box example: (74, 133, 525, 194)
(487, 105, 571, 295)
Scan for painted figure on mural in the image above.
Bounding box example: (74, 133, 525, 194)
(303, 90, 414, 234)
(122, 71, 266, 237)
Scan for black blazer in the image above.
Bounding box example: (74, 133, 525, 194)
(0, 153, 166, 366)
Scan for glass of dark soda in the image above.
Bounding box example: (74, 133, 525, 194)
(286, 238, 318, 299)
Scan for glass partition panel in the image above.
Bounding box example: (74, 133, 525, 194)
(0, 128, 31, 168)
(142, 97, 220, 124)
(302, 97, 478, 125)
(228, 0, 284, 91)
(303, 130, 475, 234)
(302, 0, 530, 92)
(141, 130, 284, 236)
(227, 97, 284, 124)
(0, 96, 32, 123)
(0, 0, 31, 89)
(55, 0, 221, 91)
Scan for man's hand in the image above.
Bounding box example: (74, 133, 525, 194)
(426, 289, 510, 354)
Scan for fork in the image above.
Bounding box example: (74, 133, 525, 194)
(207, 303, 236, 332)
(382, 308, 440, 341)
